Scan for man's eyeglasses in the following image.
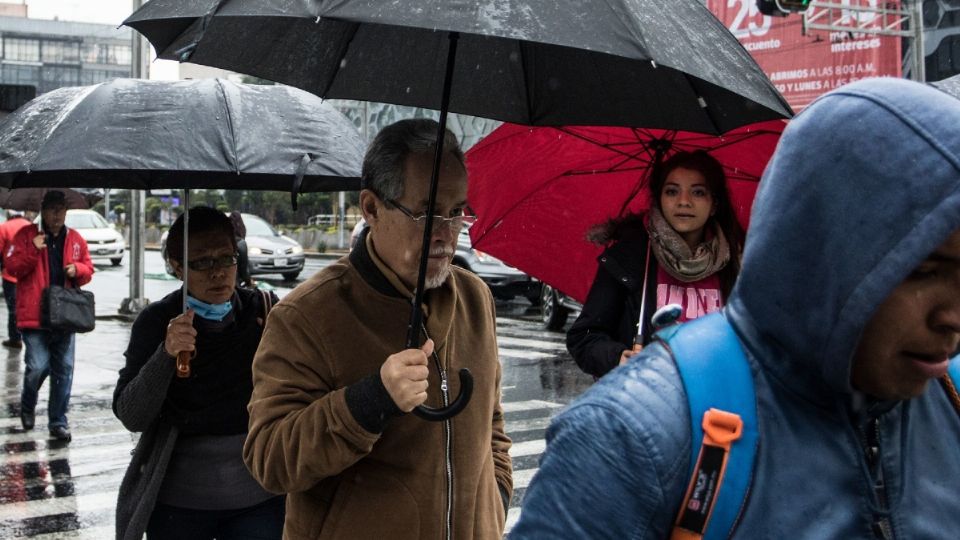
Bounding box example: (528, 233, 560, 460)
(187, 254, 239, 272)
(385, 199, 477, 230)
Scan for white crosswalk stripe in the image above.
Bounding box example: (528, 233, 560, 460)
(0, 316, 580, 538)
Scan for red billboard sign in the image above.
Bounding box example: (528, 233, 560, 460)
(708, 0, 902, 111)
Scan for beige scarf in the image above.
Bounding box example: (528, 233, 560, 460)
(646, 207, 730, 282)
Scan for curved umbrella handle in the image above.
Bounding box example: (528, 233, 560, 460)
(176, 350, 192, 378)
(413, 368, 473, 422)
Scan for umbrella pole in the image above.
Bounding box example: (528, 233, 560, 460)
(405, 31, 459, 350)
(407, 32, 474, 423)
(176, 189, 191, 378)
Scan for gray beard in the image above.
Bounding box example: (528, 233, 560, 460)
(424, 264, 452, 290)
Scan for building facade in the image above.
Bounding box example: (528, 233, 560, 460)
(0, 15, 131, 95)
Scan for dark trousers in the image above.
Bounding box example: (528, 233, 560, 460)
(20, 329, 75, 428)
(147, 495, 285, 540)
(3, 279, 18, 342)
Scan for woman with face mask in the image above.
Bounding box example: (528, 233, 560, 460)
(112, 206, 283, 540)
(567, 150, 745, 378)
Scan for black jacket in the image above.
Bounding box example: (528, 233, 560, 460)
(566, 223, 657, 378)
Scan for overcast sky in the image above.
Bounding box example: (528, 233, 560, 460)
(25, 0, 134, 26)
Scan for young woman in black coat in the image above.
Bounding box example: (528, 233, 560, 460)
(566, 150, 745, 378)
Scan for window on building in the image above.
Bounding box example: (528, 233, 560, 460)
(113, 45, 131, 66)
(39, 66, 80, 92)
(1, 64, 40, 87)
(80, 43, 132, 65)
(42, 40, 81, 64)
(80, 68, 129, 85)
(3, 38, 41, 62)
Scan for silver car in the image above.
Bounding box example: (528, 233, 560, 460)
(453, 227, 539, 304)
(241, 213, 305, 281)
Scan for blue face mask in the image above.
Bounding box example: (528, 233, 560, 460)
(186, 294, 234, 321)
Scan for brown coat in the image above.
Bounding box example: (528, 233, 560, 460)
(244, 245, 512, 540)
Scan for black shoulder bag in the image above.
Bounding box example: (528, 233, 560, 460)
(42, 281, 95, 333)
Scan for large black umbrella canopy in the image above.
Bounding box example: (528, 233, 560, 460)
(0, 78, 365, 192)
(125, 0, 791, 134)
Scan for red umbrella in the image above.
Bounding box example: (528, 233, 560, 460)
(466, 120, 786, 303)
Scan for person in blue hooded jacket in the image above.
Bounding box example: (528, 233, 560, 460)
(511, 77, 960, 539)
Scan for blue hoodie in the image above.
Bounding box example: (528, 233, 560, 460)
(512, 78, 960, 539)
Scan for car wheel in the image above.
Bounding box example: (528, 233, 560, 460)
(281, 271, 301, 281)
(541, 284, 569, 331)
(110, 258, 122, 266)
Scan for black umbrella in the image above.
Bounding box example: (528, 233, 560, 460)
(932, 74, 960, 100)
(126, 0, 793, 420)
(0, 187, 102, 212)
(0, 78, 364, 195)
(0, 77, 365, 378)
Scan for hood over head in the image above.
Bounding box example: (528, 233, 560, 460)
(727, 77, 960, 399)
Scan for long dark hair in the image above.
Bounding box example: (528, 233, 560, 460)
(653, 150, 743, 298)
(588, 150, 744, 299)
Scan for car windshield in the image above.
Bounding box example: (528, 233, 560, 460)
(243, 214, 277, 237)
(66, 212, 108, 229)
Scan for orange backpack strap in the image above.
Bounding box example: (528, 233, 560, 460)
(940, 356, 960, 418)
(656, 313, 758, 540)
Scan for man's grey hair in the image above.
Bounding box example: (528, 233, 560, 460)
(361, 118, 465, 201)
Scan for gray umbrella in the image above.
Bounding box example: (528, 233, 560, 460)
(0, 78, 365, 378)
(126, 0, 793, 420)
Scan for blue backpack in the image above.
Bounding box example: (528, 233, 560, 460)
(654, 313, 960, 540)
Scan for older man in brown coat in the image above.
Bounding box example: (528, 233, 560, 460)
(244, 119, 512, 540)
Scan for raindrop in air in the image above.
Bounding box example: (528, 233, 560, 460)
(340, 59, 348, 69)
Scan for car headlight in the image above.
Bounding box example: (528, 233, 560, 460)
(249, 247, 262, 255)
(291, 245, 303, 254)
(474, 249, 497, 263)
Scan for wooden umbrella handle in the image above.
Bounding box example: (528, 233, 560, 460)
(176, 350, 192, 378)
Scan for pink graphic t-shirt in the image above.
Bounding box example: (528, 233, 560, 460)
(655, 268, 723, 322)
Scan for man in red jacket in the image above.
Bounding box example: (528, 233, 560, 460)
(6, 191, 93, 441)
(0, 210, 37, 349)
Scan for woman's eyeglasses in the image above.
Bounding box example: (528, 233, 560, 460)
(187, 254, 239, 272)
(386, 199, 477, 230)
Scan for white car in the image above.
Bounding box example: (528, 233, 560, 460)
(66, 209, 125, 266)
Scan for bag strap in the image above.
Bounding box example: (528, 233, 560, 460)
(940, 356, 960, 419)
(259, 289, 274, 321)
(655, 313, 758, 540)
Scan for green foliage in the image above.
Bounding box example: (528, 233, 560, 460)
(316, 240, 328, 254)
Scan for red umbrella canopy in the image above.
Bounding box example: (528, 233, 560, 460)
(466, 120, 786, 303)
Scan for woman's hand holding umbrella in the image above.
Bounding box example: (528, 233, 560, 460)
(165, 310, 197, 366)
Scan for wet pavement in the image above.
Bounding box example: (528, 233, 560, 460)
(0, 255, 593, 538)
